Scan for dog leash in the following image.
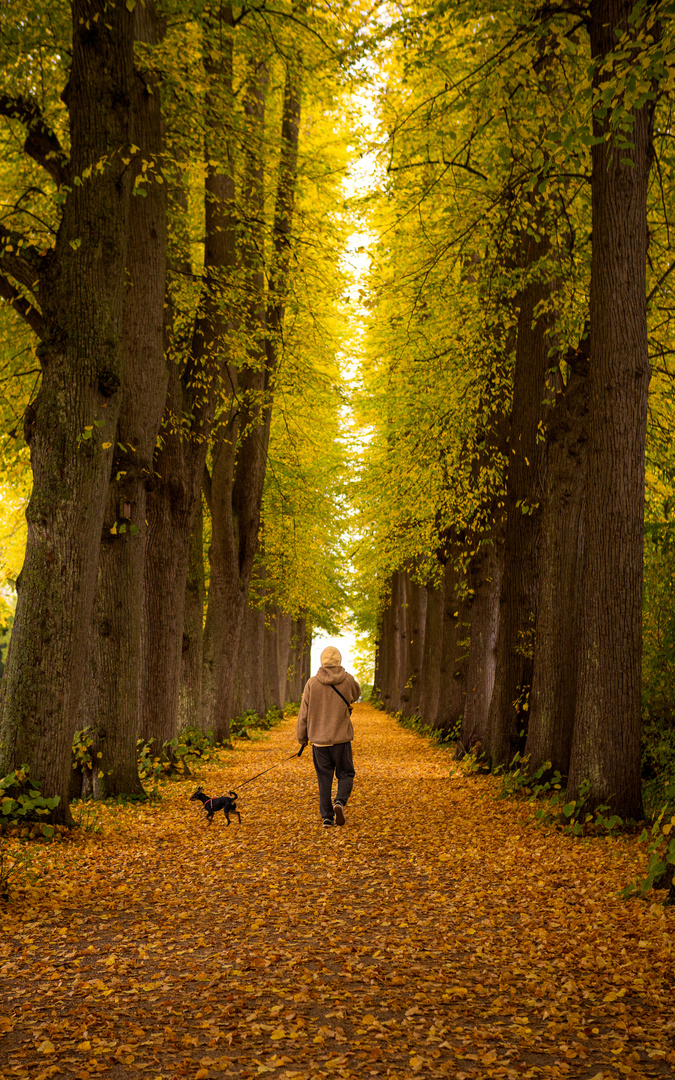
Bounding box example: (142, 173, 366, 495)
(236, 745, 306, 790)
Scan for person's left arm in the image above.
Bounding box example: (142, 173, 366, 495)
(296, 682, 311, 745)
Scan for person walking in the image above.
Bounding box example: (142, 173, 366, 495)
(297, 645, 361, 827)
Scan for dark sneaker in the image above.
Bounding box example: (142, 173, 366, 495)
(323, 818, 334, 828)
(334, 803, 345, 826)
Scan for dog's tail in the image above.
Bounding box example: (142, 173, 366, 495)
(229, 790, 238, 799)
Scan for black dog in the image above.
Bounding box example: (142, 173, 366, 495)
(190, 787, 241, 826)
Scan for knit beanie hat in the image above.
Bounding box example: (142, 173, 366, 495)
(320, 645, 342, 667)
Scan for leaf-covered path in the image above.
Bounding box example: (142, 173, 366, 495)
(1, 704, 674, 1080)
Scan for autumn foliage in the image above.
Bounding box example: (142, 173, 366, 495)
(1, 707, 674, 1080)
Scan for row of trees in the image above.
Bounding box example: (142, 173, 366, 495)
(0, 0, 357, 821)
(354, 0, 675, 820)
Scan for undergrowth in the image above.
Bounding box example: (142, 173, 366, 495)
(230, 705, 286, 739)
(394, 710, 461, 749)
(0, 767, 61, 838)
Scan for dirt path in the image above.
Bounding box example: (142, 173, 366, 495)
(1, 704, 673, 1080)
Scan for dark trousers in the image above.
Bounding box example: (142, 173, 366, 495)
(312, 742, 355, 820)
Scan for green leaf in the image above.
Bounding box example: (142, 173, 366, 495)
(41, 824, 54, 838)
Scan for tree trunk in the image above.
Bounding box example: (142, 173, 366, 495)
(286, 616, 307, 702)
(418, 572, 445, 726)
(263, 608, 282, 712)
(301, 624, 312, 688)
(432, 558, 469, 733)
(400, 574, 427, 717)
(179, 496, 206, 732)
(389, 571, 407, 713)
(82, 0, 168, 798)
(568, 0, 656, 819)
(207, 61, 301, 740)
(459, 536, 503, 752)
(275, 612, 292, 709)
(526, 353, 588, 777)
(139, 6, 235, 751)
(0, 0, 134, 820)
(232, 597, 266, 720)
(377, 572, 401, 712)
(486, 229, 555, 768)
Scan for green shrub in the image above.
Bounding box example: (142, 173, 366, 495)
(622, 780, 675, 901)
(179, 726, 216, 758)
(230, 706, 285, 739)
(0, 767, 60, 838)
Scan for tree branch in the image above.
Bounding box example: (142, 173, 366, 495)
(0, 94, 69, 187)
(387, 156, 489, 181)
(0, 225, 43, 291)
(647, 259, 675, 305)
(0, 275, 45, 338)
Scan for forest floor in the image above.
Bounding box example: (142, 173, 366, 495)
(1, 703, 674, 1080)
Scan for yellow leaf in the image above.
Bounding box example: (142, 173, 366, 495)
(270, 1029, 285, 1040)
(102, 442, 112, 449)
(409, 1056, 424, 1072)
(78, 1040, 91, 1050)
(195, 1071, 209, 1079)
(362, 1014, 376, 1025)
(38, 1040, 55, 1054)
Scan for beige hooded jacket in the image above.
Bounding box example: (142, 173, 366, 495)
(296, 665, 361, 746)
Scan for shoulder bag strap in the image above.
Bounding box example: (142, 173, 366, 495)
(329, 683, 353, 714)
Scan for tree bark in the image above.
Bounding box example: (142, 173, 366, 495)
(206, 60, 301, 740)
(460, 536, 503, 752)
(179, 496, 206, 732)
(232, 596, 266, 719)
(286, 616, 308, 702)
(399, 573, 427, 717)
(389, 571, 407, 713)
(0, 0, 134, 820)
(432, 558, 469, 732)
(275, 612, 292, 708)
(486, 228, 555, 768)
(377, 572, 401, 712)
(418, 572, 445, 726)
(139, 4, 235, 751)
(568, 0, 656, 818)
(263, 608, 282, 712)
(82, 0, 168, 798)
(526, 352, 588, 777)
(301, 624, 313, 690)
